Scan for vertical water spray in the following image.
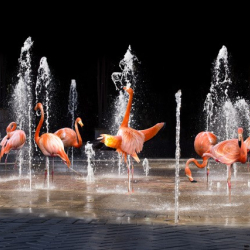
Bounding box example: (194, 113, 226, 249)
(204, 45, 250, 141)
(11, 37, 34, 189)
(142, 158, 150, 176)
(175, 89, 181, 224)
(35, 57, 52, 188)
(203, 44, 250, 160)
(85, 142, 95, 182)
(111, 45, 140, 174)
(68, 79, 78, 168)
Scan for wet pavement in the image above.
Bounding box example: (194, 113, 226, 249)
(1, 158, 250, 249)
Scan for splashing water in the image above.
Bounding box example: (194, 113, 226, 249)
(142, 158, 150, 176)
(35, 57, 52, 188)
(10, 37, 34, 189)
(175, 89, 182, 224)
(85, 142, 95, 182)
(110, 45, 140, 175)
(204, 45, 250, 140)
(68, 80, 78, 168)
(35, 57, 51, 133)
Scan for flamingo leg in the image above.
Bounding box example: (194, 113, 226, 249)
(4, 154, 9, 173)
(14, 150, 21, 170)
(5, 154, 8, 166)
(127, 162, 130, 193)
(207, 165, 210, 183)
(52, 158, 54, 183)
(131, 161, 134, 193)
(44, 168, 47, 186)
(227, 165, 232, 189)
(248, 156, 250, 172)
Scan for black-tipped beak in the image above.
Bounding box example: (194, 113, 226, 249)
(238, 139, 242, 148)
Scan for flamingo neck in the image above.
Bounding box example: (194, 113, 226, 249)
(120, 90, 133, 127)
(240, 135, 247, 163)
(74, 119, 82, 148)
(7, 122, 17, 133)
(35, 107, 44, 144)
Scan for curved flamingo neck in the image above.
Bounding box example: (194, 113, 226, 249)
(240, 134, 247, 163)
(74, 119, 82, 148)
(186, 157, 208, 168)
(7, 122, 17, 133)
(35, 104, 44, 145)
(120, 90, 133, 127)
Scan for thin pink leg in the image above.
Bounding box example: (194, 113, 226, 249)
(227, 165, 232, 189)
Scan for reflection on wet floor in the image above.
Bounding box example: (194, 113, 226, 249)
(0, 159, 250, 227)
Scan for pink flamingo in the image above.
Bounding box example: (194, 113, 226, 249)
(34, 102, 71, 182)
(54, 117, 84, 152)
(202, 127, 247, 189)
(97, 87, 165, 192)
(185, 131, 217, 182)
(0, 122, 26, 167)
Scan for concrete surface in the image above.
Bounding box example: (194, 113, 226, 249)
(0, 158, 250, 249)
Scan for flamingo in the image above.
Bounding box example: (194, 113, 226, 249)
(0, 122, 26, 167)
(97, 86, 165, 193)
(54, 117, 84, 151)
(185, 131, 217, 183)
(0, 122, 18, 148)
(202, 127, 247, 189)
(34, 102, 71, 182)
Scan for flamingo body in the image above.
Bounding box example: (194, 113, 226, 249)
(34, 102, 71, 168)
(98, 87, 165, 192)
(0, 129, 26, 159)
(202, 127, 247, 189)
(54, 117, 83, 148)
(185, 131, 217, 182)
(203, 139, 247, 165)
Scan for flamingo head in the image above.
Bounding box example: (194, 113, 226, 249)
(238, 127, 243, 148)
(76, 117, 84, 127)
(123, 86, 133, 95)
(64, 158, 71, 168)
(34, 102, 43, 112)
(97, 134, 121, 149)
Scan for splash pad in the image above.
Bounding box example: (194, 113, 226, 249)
(1, 159, 250, 226)
(1, 38, 250, 228)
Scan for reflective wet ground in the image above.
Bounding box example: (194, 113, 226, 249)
(1, 158, 250, 227)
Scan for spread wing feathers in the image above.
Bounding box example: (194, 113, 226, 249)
(117, 127, 145, 155)
(139, 122, 165, 142)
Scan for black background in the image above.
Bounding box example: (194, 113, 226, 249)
(1, 7, 250, 158)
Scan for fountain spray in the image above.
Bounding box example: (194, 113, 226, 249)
(68, 79, 78, 168)
(11, 37, 34, 190)
(111, 45, 140, 175)
(35, 57, 52, 188)
(175, 89, 182, 224)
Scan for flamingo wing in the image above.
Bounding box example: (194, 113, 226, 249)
(117, 127, 144, 158)
(194, 132, 217, 156)
(203, 139, 240, 165)
(54, 128, 77, 147)
(0, 130, 26, 158)
(139, 122, 165, 142)
(0, 135, 8, 147)
(38, 133, 70, 167)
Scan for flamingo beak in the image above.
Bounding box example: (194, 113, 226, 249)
(78, 120, 84, 127)
(238, 134, 242, 148)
